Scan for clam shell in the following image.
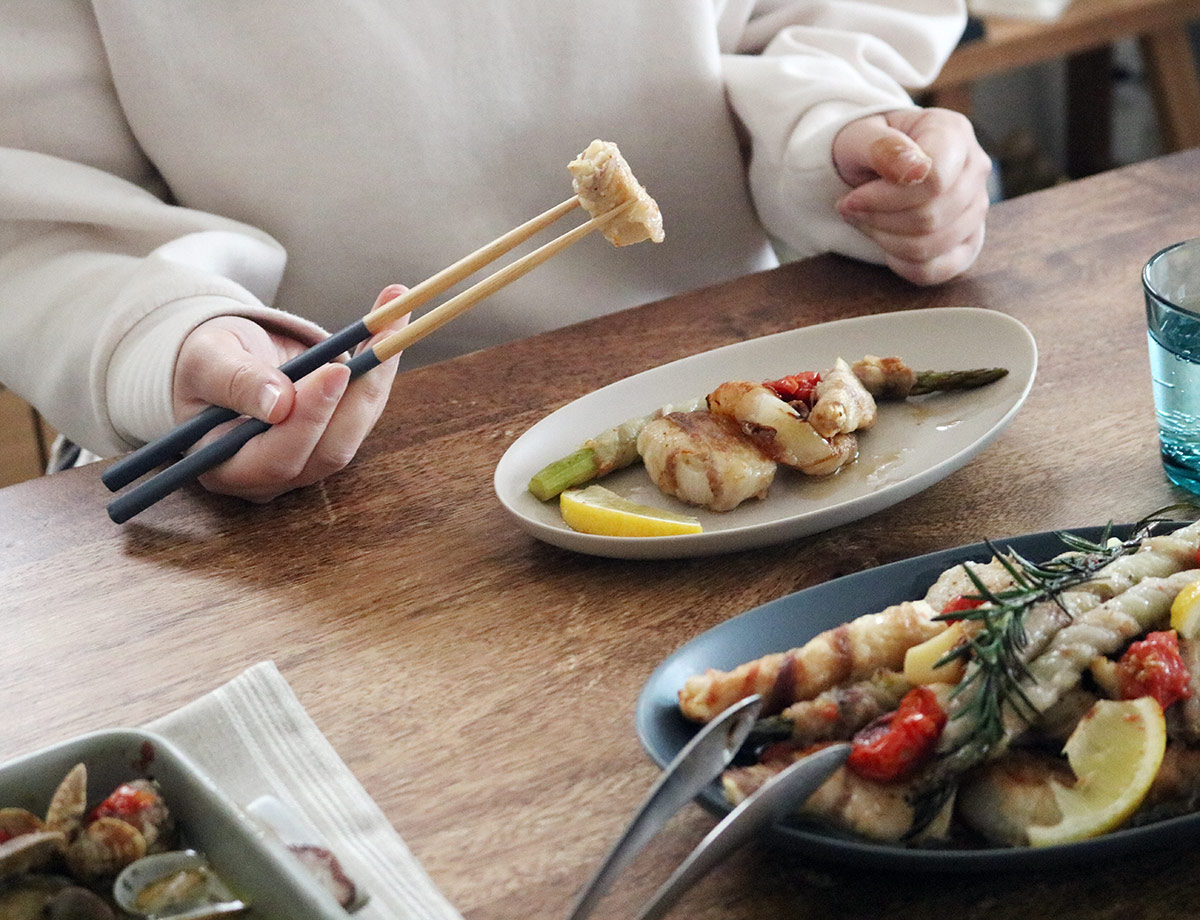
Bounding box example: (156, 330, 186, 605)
(113, 850, 247, 919)
(0, 873, 73, 920)
(65, 817, 146, 880)
(45, 763, 87, 838)
(0, 807, 46, 839)
(0, 829, 67, 878)
(44, 885, 117, 920)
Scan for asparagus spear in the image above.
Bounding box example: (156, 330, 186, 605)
(526, 366, 1008, 501)
(907, 366, 1008, 396)
(528, 448, 601, 501)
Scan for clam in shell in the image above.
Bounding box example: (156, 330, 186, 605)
(65, 816, 147, 881)
(0, 874, 119, 920)
(113, 850, 247, 919)
(0, 829, 67, 879)
(44, 763, 88, 838)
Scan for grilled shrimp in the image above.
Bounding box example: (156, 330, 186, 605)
(706, 380, 856, 476)
(636, 410, 775, 512)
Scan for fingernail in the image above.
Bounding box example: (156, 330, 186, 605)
(896, 149, 932, 185)
(260, 382, 283, 419)
(322, 365, 351, 401)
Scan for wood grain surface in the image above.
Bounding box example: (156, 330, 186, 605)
(3, 150, 1200, 919)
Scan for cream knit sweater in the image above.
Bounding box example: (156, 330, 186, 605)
(0, 0, 964, 454)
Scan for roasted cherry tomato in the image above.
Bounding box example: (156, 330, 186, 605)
(1117, 629, 1192, 710)
(847, 686, 947, 783)
(764, 371, 820, 406)
(940, 594, 986, 621)
(88, 783, 160, 824)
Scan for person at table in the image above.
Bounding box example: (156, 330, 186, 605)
(0, 1, 991, 504)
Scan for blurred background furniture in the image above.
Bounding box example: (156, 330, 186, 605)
(0, 384, 51, 487)
(924, 0, 1200, 179)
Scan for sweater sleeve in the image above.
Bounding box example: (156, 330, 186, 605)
(0, 2, 324, 456)
(716, 0, 967, 263)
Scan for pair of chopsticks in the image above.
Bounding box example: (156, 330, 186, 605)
(104, 195, 632, 523)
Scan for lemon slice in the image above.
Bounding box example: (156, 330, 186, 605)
(1026, 697, 1166, 847)
(559, 485, 702, 537)
(1170, 579, 1200, 639)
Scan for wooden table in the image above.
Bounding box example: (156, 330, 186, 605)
(924, 0, 1200, 176)
(4, 150, 1200, 920)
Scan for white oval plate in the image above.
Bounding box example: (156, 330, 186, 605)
(494, 308, 1037, 559)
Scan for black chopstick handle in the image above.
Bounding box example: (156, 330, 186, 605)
(106, 347, 383, 524)
(101, 319, 372, 492)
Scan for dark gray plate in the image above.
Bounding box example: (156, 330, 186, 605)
(635, 525, 1200, 872)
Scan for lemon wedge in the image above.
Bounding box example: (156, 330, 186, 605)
(1026, 697, 1166, 847)
(559, 485, 702, 537)
(1170, 580, 1200, 639)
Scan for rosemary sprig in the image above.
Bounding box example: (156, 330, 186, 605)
(937, 529, 1130, 750)
(905, 504, 1199, 835)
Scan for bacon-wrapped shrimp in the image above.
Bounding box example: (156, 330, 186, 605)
(636, 410, 775, 512)
(678, 599, 943, 722)
(773, 670, 912, 748)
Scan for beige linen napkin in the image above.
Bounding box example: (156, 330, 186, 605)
(146, 661, 463, 920)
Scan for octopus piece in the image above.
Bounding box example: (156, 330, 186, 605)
(851, 355, 917, 399)
(568, 139, 664, 246)
(808, 358, 878, 438)
(637, 410, 775, 512)
(678, 599, 943, 723)
(706, 380, 856, 476)
(1000, 570, 1200, 735)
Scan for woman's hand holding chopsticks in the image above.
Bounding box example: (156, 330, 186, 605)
(171, 284, 410, 503)
(105, 142, 660, 522)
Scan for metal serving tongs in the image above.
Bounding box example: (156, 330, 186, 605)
(565, 695, 849, 920)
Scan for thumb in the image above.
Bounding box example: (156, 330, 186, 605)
(834, 117, 932, 188)
(175, 317, 296, 425)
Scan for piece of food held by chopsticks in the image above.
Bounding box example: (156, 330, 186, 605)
(528, 356, 1008, 516)
(103, 139, 662, 524)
